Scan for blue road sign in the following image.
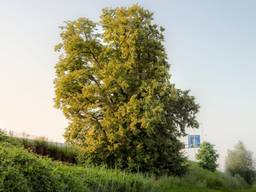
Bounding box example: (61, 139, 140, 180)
(188, 135, 200, 148)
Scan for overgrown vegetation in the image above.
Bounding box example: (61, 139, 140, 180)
(0, 130, 80, 163)
(20, 137, 79, 163)
(0, 131, 253, 192)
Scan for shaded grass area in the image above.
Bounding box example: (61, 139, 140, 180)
(0, 131, 254, 192)
(0, 131, 80, 163)
(19, 137, 79, 163)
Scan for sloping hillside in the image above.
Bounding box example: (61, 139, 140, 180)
(0, 132, 254, 192)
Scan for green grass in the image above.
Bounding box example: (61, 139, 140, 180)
(0, 131, 254, 192)
(18, 137, 79, 163)
(0, 131, 80, 163)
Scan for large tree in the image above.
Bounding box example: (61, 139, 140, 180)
(54, 5, 199, 175)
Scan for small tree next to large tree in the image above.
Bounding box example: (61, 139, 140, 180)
(196, 142, 219, 172)
(54, 5, 199, 175)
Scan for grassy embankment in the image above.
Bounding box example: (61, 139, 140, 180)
(0, 132, 255, 192)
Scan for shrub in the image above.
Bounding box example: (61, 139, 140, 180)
(0, 143, 56, 191)
(0, 141, 158, 192)
(0, 130, 21, 147)
(182, 161, 248, 190)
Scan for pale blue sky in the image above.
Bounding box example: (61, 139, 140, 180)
(0, 0, 256, 168)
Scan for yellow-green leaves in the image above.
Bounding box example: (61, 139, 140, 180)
(54, 5, 199, 176)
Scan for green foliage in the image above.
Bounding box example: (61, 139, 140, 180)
(184, 161, 248, 190)
(0, 130, 22, 147)
(54, 5, 199, 176)
(20, 137, 79, 163)
(225, 141, 255, 185)
(0, 138, 251, 192)
(0, 141, 157, 192)
(0, 143, 56, 191)
(196, 142, 219, 172)
(0, 130, 79, 163)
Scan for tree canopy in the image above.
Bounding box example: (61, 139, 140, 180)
(54, 5, 199, 175)
(196, 142, 219, 172)
(225, 142, 255, 185)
